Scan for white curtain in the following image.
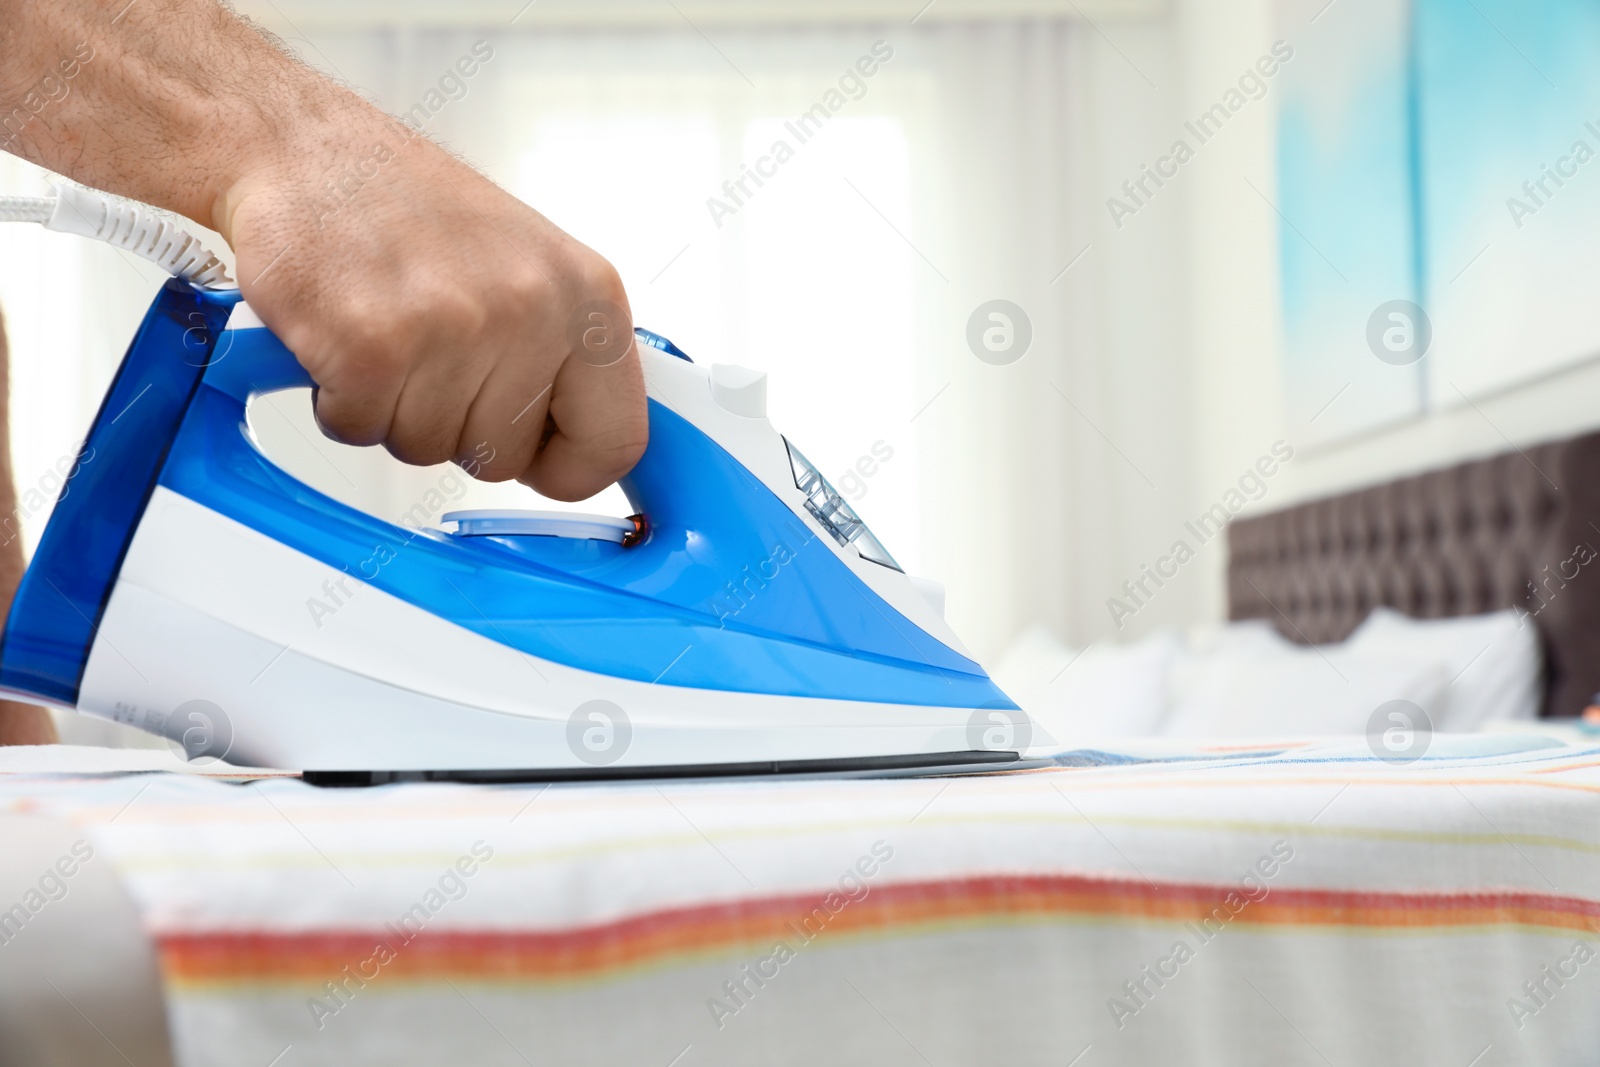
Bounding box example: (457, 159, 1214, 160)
(1, 15, 1196, 663)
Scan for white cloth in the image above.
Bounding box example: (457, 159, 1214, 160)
(1, 735, 1595, 1066)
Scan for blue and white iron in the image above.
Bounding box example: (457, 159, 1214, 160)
(0, 185, 1021, 781)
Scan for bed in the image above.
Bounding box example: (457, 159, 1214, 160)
(1228, 429, 1600, 718)
(2, 432, 1599, 1067)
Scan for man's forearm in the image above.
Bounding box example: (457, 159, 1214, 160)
(0, 0, 355, 229)
(0, 308, 56, 746)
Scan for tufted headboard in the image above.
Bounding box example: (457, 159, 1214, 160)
(1227, 431, 1600, 717)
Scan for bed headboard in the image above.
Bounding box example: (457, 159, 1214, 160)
(1227, 431, 1600, 717)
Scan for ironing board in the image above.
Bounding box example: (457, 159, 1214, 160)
(1, 734, 1597, 1067)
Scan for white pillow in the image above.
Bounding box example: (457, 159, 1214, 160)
(1184, 618, 1295, 655)
(1165, 620, 1293, 716)
(1344, 607, 1542, 728)
(1160, 642, 1449, 740)
(992, 626, 1181, 744)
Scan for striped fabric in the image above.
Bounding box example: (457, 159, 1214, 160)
(3, 733, 1598, 1066)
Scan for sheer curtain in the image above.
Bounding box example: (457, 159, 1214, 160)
(1, 14, 1195, 663)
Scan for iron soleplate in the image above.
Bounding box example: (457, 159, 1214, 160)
(303, 749, 1032, 787)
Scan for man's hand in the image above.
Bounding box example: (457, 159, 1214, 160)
(216, 119, 648, 499)
(1, 0, 647, 500)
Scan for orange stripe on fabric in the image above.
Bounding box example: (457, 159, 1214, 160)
(158, 874, 1600, 986)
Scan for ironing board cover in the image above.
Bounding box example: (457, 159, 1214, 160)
(1, 734, 1596, 1066)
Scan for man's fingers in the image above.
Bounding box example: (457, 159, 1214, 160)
(309, 377, 401, 449)
(292, 307, 409, 448)
(383, 346, 491, 467)
(520, 346, 648, 502)
(452, 355, 556, 483)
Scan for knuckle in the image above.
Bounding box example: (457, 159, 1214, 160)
(324, 349, 406, 407)
(584, 258, 628, 310)
(313, 391, 388, 447)
(560, 257, 633, 366)
(500, 263, 547, 309)
(460, 459, 514, 483)
(429, 285, 489, 343)
(591, 416, 650, 478)
(459, 438, 523, 483)
(337, 305, 407, 370)
(386, 425, 458, 468)
(561, 243, 627, 310)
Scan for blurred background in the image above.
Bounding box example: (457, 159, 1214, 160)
(3, 0, 1599, 668)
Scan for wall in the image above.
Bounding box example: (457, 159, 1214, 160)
(1166, 0, 1288, 626)
(1170, 0, 1600, 629)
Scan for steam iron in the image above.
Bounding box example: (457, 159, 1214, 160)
(0, 188, 1022, 781)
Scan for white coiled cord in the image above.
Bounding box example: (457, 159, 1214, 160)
(0, 195, 54, 224)
(1, 184, 233, 289)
